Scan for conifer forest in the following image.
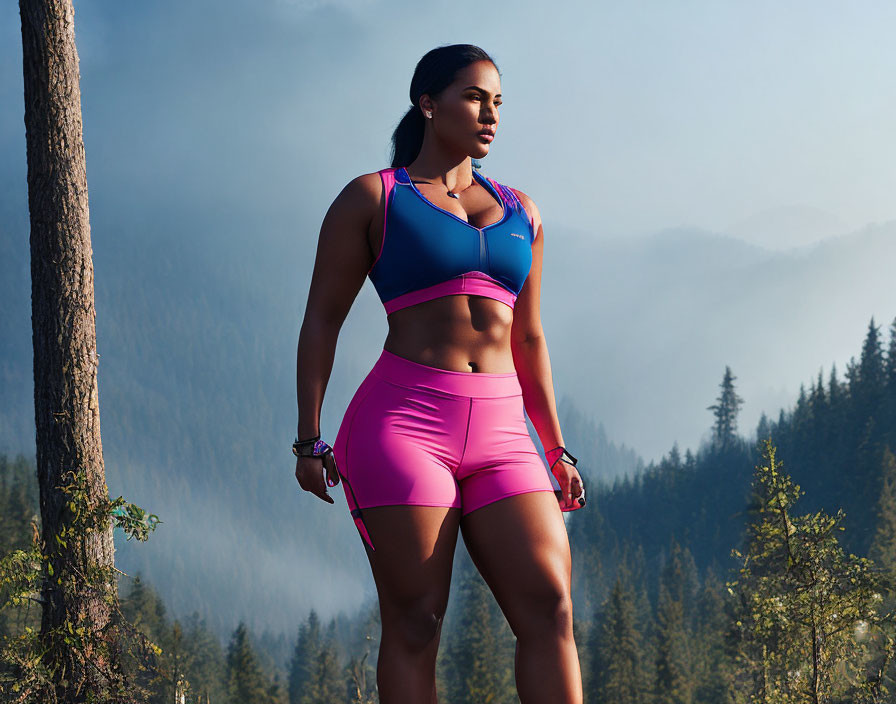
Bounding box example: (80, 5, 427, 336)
(4, 316, 896, 702)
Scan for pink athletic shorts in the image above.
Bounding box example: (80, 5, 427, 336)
(332, 347, 556, 552)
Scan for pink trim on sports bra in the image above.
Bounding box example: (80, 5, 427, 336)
(383, 271, 517, 315)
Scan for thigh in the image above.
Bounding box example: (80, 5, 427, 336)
(362, 505, 462, 628)
(459, 491, 572, 639)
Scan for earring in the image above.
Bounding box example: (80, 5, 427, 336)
(424, 111, 432, 119)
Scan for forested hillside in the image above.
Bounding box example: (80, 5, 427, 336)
(3, 315, 895, 701)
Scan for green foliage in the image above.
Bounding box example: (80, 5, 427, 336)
(727, 437, 896, 703)
(225, 622, 277, 704)
(0, 463, 161, 703)
(589, 564, 650, 704)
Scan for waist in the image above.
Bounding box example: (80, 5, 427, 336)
(371, 347, 522, 399)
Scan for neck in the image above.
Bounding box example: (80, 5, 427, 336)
(406, 144, 474, 193)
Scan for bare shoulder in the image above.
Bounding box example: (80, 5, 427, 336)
(329, 170, 384, 217)
(507, 186, 539, 214)
(506, 184, 543, 236)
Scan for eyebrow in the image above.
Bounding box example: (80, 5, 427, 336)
(462, 85, 502, 98)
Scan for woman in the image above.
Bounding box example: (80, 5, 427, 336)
(294, 44, 586, 703)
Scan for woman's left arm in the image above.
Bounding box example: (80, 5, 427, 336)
(509, 189, 580, 508)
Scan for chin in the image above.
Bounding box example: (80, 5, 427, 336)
(471, 144, 491, 159)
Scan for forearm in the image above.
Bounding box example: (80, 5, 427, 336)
(511, 334, 564, 454)
(296, 313, 341, 438)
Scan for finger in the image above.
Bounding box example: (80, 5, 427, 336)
(562, 477, 573, 509)
(313, 463, 334, 504)
(571, 475, 586, 506)
(323, 453, 340, 488)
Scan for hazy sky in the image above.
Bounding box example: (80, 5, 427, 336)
(4, 0, 896, 630)
(3, 0, 894, 454)
(4, 0, 892, 240)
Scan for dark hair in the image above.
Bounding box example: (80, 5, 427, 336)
(390, 44, 499, 168)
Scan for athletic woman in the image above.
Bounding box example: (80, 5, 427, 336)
(294, 44, 586, 703)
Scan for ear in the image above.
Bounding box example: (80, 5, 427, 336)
(419, 94, 435, 118)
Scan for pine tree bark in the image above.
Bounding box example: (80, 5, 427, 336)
(19, 0, 119, 700)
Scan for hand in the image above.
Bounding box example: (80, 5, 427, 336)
(550, 457, 586, 510)
(295, 452, 340, 504)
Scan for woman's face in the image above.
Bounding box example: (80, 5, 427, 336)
(424, 60, 502, 159)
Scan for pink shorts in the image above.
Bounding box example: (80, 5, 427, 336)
(332, 348, 556, 551)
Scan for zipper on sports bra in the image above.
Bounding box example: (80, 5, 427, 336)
(478, 228, 489, 272)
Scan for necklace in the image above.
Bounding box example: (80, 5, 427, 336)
(407, 172, 476, 199)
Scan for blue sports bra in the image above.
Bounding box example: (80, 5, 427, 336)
(367, 166, 537, 314)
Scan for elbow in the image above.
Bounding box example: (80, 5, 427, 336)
(511, 325, 545, 349)
(300, 308, 342, 343)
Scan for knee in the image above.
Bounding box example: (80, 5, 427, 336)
(382, 597, 447, 653)
(515, 586, 574, 642)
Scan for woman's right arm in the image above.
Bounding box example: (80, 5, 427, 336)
(295, 173, 381, 499)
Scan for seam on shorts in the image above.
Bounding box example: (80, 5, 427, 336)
(457, 397, 474, 467)
(339, 379, 379, 552)
(340, 378, 377, 483)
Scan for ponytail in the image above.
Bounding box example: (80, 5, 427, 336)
(390, 105, 426, 168)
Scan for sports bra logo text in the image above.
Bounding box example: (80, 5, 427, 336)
(509, 232, 525, 240)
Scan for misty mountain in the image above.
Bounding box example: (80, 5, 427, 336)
(2, 199, 894, 637)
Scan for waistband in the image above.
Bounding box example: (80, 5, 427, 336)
(371, 348, 522, 398)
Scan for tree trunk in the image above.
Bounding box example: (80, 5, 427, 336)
(19, 0, 119, 700)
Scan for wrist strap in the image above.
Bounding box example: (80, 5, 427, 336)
(546, 445, 578, 471)
(293, 436, 332, 458)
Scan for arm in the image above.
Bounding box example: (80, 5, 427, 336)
(296, 173, 381, 441)
(508, 188, 564, 455)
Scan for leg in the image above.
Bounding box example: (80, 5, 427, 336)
(459, 491, 583, 704)
(360, 504, 462, 704)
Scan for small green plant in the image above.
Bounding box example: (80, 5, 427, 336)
(0, 465, 162, 703)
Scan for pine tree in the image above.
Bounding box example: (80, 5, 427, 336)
(120, 574, 168, 644)
(302, 619, 344, 704)
(20, 0, 123, 695)
(344, 600, 379, 703)
(289, 609, 322, 704)
(654, 583, 692, 704)
(591, 569, 647, 704)
(727, 438, 891, 702)
(692, 568, 734, 704)
(756, 412, 772, 446)
(181, 611, 227, 704)
(707, 366, 745, 451)
(440, 553, 515, 704)
(118, 574, 170, 696)
(870, 447, 896, 592)
(225, 621, 271, 704)
(857, 317, 886, 420)
(885, 318, 896, 452)
(654, 540, 697, 704)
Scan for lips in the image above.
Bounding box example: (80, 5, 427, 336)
(478, 131, 495, 142)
